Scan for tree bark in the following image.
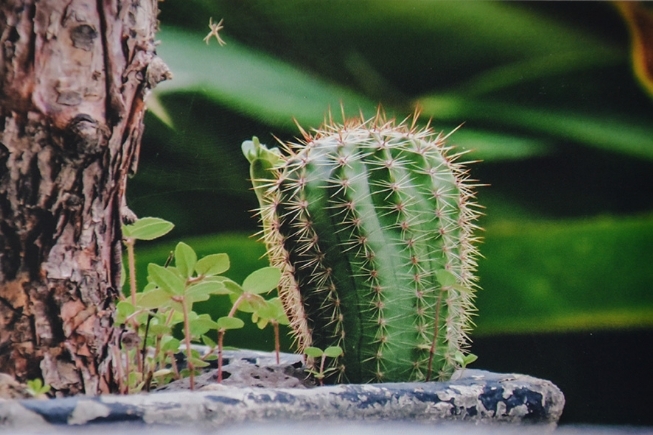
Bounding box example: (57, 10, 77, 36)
(0, 0, 170, 396)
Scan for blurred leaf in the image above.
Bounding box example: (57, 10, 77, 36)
(155, 26, 379, 129)
(116, 301, 135, 324)
(146, 93, 174, 128)
(448, 129, 554, 162)
(615, 2, 653, 98)
(161, 336, 181, 353)
(189, 317, 218, 336)
(476, 214, 653, 335)
(418, 96, 653, 159)
(188, 356, 210, 368)
(202, 334, 217, 348)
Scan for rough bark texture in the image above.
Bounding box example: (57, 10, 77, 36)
(0, 0, 170, 396)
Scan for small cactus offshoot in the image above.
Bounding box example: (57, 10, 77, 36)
(243, 112, 481, 383)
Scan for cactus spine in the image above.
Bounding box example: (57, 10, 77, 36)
(243, 113, 481, 383)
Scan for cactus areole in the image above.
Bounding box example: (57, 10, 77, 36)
(243, 113, 481, 384)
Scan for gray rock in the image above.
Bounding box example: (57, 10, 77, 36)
(0, 350, 565, 429)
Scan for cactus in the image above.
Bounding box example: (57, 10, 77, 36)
(242, 112, 481, 383)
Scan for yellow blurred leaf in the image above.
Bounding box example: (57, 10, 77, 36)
(616, 2, 653, 98)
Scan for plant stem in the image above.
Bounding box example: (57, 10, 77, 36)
(273, 321, 280, 365)
(318, 355, 326, 386)
(125, 238, 137, 306)
(426, 290, 445, 382)
(217, 329, 225, 383)
(228, 294, 246, 317)
(180, 297, 195, 390)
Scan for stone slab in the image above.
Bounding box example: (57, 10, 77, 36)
(0, 350, 564, 429)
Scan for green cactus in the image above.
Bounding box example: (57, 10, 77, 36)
(243, 113, 481, 383)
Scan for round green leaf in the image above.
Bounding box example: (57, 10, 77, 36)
(324, 346, 344, 358)
(303, 347, 324, 358)
(216, 316, 245, 330)
(242, 267, 281, 295)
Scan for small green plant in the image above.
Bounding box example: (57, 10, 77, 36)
(454, 351, 478, 371)
(25, 378, 51, 398)
(303, 346, 344, 385)
(118, 217, 283, 392)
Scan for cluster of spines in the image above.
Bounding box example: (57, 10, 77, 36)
(250, 111, 481, 383)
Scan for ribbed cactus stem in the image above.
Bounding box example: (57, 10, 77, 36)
(243, 113, 481, 383)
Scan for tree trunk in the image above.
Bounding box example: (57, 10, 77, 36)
(0, 0, 170, 396)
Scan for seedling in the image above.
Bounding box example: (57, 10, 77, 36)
(303, 346, 344, 385)
(25, 378, 51, 398)
(453, 351, 478, 377)
(252, 297, 290, 364)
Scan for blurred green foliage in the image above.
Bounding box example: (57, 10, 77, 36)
(127, 1, 653, 349)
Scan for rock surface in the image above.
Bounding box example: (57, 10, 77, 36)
(0, 350, 565, 429)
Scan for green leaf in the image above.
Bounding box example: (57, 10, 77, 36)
(161, 336, 181, 353)
(186, 280, 231, 302)
(323, 346, 344, 358)
(137, 287, 172, 309)
(201, 334, 217, 348)
(120, 261, 127, 292)
(175, 242, 197, 279)
(155, 27, 379, 130)
(435, 270, 457, 288)
(187, 357, 210, 369)
(189, 318, 219, 337)
(418, 96, 653, 160)
(303, 347, 324, 358)
(454, 351, 478, 368)
(232, 293, 266, 313)
(216, 316, 245, 330)
(116, 301, 135, 324)
(147, 263, 185, 295)
(222, 280, 243, 296)
(123, 217, 174, 241)
(195, 253, 230, 276)
(148, 324, 171, 336)
(242, 267, 281, 295)
(476, 215, 653, 335)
